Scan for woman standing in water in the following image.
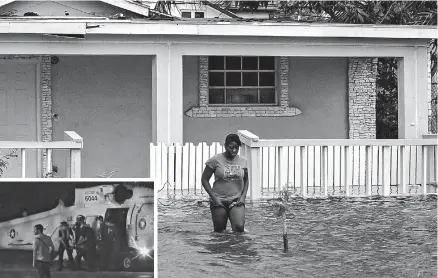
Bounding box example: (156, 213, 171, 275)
(201, 134, 249, 233)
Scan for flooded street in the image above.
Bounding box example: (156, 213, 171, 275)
(158, 195, 437, 278)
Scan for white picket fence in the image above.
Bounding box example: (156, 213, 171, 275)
(150, 131, 437, 199)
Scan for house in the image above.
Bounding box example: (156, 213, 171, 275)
(141, 1, 280, 19)
(0, 0, 435, 179)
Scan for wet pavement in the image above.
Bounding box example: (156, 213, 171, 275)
(0, 249, 154, 278)
(0, 269, 154, 278)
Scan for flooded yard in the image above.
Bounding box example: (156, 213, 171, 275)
(158, 195, 437, 278)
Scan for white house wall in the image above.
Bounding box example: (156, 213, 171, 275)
(0, 54, 52, 177)
(51, 55, 152, 178)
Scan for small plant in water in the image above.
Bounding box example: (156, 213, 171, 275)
(274, 186, 290, 252)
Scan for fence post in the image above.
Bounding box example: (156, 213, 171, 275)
(65, 131, 83, 178)
(423, 134, 437, 185)
(238, 130, 261, 201)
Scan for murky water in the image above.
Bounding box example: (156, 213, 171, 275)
(158, 195, 437, 278)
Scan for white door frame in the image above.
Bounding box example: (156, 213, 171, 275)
(0, 58, 43, 177)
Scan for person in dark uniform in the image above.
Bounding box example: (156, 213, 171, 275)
(57, 221, 75, 271)
(74, 216, 96, 271)
(72, 215, 83, 245)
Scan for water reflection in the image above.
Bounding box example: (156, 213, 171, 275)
(188, 232, 259, 264)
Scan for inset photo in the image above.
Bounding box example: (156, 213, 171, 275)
(0, 178, 155, 278)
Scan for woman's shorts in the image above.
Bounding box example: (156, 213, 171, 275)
(210, 198, 244, 214)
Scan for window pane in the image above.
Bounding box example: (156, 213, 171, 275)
(259, 72, 275, 86)
(242, 57, 258, 70)
(209, 56, 224, 70)
(259, 88, 276, 104)
(226, 72, 241, 86)
(225, 56, 241, 70)
(242, 72, 258, 86)
(227, 88, 258, 104)
(259, 56, 275, 70)
(209, 72, 224, 86)
(209, 89, 225, 104)
(181, 12, 191, 18)
(194, 12, 204, 18)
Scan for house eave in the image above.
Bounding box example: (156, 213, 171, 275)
(0, 19, 435, 39)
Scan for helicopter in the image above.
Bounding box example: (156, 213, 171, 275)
(0, 180, 154, 271)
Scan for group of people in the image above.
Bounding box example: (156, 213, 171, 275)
(32, 214, 121, 278)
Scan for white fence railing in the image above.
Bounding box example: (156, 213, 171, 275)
(0, 131, 83, 178)
(150, 131, 437, 199)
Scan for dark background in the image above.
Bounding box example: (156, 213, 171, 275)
(0, 181, 153, 222)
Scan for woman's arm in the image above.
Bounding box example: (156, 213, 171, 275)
(201, 166, 223, 207)
(201, 166, 215, 198)
(238, 168, 249, 204)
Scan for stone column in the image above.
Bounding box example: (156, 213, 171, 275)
(348, 58, 378, 139)
(41, 56, 52, 175)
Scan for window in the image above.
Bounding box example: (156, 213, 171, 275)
(208, 56, 276, 105)
(181, 12, 191, 18)
(194, 12, 204, 18)
(181, 11, 205, 18)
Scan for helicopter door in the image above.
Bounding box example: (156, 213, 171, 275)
(105, 208, 129, 250)
(134, 203, 153, 250)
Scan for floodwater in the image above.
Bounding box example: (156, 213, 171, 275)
(158, 195, 437, 278)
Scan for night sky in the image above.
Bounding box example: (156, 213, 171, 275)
(0, 181, 153, 222)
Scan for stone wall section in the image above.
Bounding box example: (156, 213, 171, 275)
(348, 58, 378, 139)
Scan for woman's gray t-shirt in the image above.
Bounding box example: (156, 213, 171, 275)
(205, 153, 248, 202)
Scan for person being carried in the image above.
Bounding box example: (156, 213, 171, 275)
(95, 216, 107, 270)
(33, 224, 55, 278)
(201, 133, 249, 233)
(57, 221, 75, 271)
(74, 216, 96, 271)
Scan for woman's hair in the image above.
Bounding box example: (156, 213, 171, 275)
(34, 224, 44, 232)
(225, 134, 242, 146)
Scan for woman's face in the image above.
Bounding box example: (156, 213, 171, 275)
(225, 141, 239, 158)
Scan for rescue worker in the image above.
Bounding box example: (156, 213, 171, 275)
(57, 221, 75, 271)
(33, 224, 55, 278)
(72, 215, 83, 245)
(74, 216, 96, 271)
(102, 216, 120, 270)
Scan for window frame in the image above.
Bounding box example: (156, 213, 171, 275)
(181, 10, 205, 18)
(207, 56, 278, 106)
